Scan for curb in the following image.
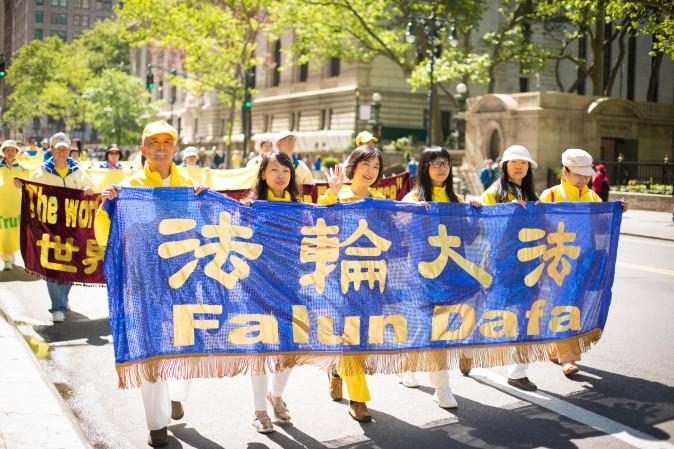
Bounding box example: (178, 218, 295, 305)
(0, 304, 93, 449)
(619, 231, 674, 243)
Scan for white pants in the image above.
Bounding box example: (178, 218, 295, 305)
(507, 363, 529, 380)
(251, 369, 292, 411)
(141, 379, 191, 431)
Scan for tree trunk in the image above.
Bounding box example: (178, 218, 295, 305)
(647, 51, 663, 102)
(591, 5, 605, 95)
(604, 26, 628, 96)
(431, 83, 443, 146)
(225, 91, 237, 169)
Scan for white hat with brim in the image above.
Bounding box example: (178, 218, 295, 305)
(183, 146, 199, 158)
(50, 132, 71, 150)
(276, 130, 296, 143)
(142, 120, 178, 143)
(562, 148, 594, 177)
(0, 140, 22, 157)
(356, 131, 378, 146)
(501, 145, 538, 169)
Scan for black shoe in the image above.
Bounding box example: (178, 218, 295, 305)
(147, 427, 168, 447)
(507, 377, 537, 391)
(171, 400, 184, 420)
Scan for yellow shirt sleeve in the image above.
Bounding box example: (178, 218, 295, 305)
(94, 206, 111, 247)
(539, 188, 554, 203)
(480, 190, 498, 205)
(317, 189, 339, 205)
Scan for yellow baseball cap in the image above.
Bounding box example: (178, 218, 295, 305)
(142, 120, 178, 143)
(356, 131, 378, 146)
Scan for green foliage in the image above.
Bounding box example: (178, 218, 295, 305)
(322, 156, 340, 170)
(612, 184, 672, 195)
(87, 70, 158, 146)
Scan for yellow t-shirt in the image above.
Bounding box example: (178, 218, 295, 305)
(402, 186, 464, 203)
(267, 189, 292, 202)
(317, 186, 386, 205)
(55, 166, 69, 178)
(540, 179, 602, 203)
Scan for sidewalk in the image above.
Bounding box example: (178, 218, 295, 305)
(0, 307, 91, 449)
(620, 208, 674, 241)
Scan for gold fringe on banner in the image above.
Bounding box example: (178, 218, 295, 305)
(21, 267, 106, 288)
(115, 328, 602, 389)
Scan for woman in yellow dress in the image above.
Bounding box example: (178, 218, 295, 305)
(317, 143, 386, 423)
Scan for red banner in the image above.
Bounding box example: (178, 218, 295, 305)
(219, 171, 412, 203)
(20, 181, 104, 285)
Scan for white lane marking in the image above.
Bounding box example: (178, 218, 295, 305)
(620, 237, 674, 248)
(472, 369, 674, 449)
(617, 262, 674, 277)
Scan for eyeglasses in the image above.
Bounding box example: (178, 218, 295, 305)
(430, 161, 450, 169)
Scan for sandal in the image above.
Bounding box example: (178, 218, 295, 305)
(267, 392, 291, 423)
(253, 411, 274, 433)
(562, 362, 580, 377)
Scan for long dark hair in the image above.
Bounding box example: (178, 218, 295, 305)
(344, 144, 384, 185)
(246, 151, 299, 202)
(493, 160, 538, 203)
(415, 146, 459, 202)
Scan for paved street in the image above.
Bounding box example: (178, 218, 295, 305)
(1, 234, 673, 449)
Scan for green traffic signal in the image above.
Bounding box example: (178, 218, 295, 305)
(244, 100, 252, 108)
(0, 71, 5, 78)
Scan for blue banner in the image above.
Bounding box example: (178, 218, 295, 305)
(103, 188, 622, 388)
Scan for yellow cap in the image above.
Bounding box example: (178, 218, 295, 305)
(142, 120, 177, 143)
(356, 131, 378, 146)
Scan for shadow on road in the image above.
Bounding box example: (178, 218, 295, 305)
(0, 267, 41, 283)
(35, 314, 111, 346)
(170, 422, 222, 449)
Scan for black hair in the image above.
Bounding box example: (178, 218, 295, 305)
(493, 160, 538, 203)
(344, 144, 384, 185)
(414, 146, 459, 202)
(246, 151, 299, 202)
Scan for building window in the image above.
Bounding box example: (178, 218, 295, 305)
(51, 13, 67, 25)
(329, 57, 340, 77)
(289, 112, 296, 131)
(34, 29, 44, 40)
(73, 14, 80, 26)
(36, 0, 44, 4)
(519, 77, 529, 93)
(50, 0, 67, 6)
(81, 15, 89, 26)
(627, 35, 636, 101)
(72, 31, 81, 39)
(272, 40, 281, 87)
(327, 108, 333, 130)
(95, 0, 112, 9)
(299, 63, 308, 82)
(74, 0, 89, 7)
(263, 114, 270, 132)
(193, 118, 199, 138)
(35, 11, 44, 23)
(49, 30, 67, 41)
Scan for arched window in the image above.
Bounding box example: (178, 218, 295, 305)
(488, 129, 501, 161)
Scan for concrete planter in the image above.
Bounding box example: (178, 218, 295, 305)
(608, 191, 673, 212)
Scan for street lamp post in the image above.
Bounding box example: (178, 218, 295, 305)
(406, 2, 458, 146)
(453, 82, 467, 149)
(368, 92, 382, 138)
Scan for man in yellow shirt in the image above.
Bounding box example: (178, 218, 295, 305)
(94, 120, 206, 447)
(275, 130, 314, 187)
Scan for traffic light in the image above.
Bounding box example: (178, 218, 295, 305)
(0, 54, 6, 79)
(145, 65, 155, 91)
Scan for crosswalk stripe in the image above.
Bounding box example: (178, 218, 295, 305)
(472, 369, 674, 449)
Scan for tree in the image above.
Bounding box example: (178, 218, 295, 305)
(117, 0, 270, 167)
(86, 70, 158, 146)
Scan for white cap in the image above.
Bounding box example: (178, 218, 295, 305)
(183, 146, 199, 158)
(276, 130, 296, 142)
(562, 148, 594, 176)
(0, 140, 21, 156)
(501, 145, 538, 169)
(49, 132, 71, 150)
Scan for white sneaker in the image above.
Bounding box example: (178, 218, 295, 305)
(51, 311, 65, 323)
(433, 388, 458, 409)
(402, 372, 420, 388)
(2, 262, 13, 271)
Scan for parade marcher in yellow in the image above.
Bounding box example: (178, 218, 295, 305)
(355, 130, 378, 146)
(94, 120, 207, 448)
(275, 130, 314, 187)
(242, 151, 299, 433)
(0, 140, 28, 270)
(317, 143, 385, 423)
(15, 133, 94, 323)
(400, 146, 481, 408)
(480, 144, 540, 392)
(18, 137, 44, 169)
(540, 148, 626, 377)
(246, 140, 273, 167)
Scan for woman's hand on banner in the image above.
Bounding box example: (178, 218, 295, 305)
(512, 199, 527, 208)
(101, 185, 121, 202)
(469, 200, 481, 208)
(84, 187, 95, 195)
(327, 165, 344, 195)
(13, 178, 23, 189)
(617, 198, 628, 212)
(194, 185, 208, 196)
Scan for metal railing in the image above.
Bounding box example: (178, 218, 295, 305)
(600, 160, 673, 187)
